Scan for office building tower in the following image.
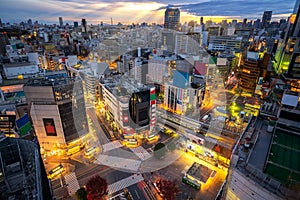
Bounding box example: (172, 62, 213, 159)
(59, 17, 63, 27)
(23, 75, 89, 154)
(74, 21, 78, 28)
(293, 0, 300, 13)
(232, 19, 237, 27)
(174, 32, 201, 55)
(242, 18, 247, 27)
(254, 19, 261, 29)
(262, 11, 272, 28)
(27, 19, 32, 27)
(239, 58, 260, 94)
(0, 136, 52, 200)
(274, 3, 300, 74)
(81, 18, 87, 32)
(0, 32, 9, 56)
(164, 8, 180, 30)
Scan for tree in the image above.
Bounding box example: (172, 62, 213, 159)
(86, 175, 108, 200)
(76, 187, 88, 200)
(156, 179, 180, 200)
(167, 141, 176, 152)
(154, 142, 166, 159)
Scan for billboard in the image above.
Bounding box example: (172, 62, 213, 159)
(173, 70, 190, 89)
(16, 114, 32, 137)
(43, 118, 57, 136)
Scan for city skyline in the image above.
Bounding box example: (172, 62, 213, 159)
(0, 0, 296, 25)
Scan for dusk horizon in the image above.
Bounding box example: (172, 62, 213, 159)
(0, 0, 296, 24)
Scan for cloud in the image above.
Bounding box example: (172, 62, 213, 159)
(0, 0, 296, 24)
(159, 0, 295, 19)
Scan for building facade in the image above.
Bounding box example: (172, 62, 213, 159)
(24, 76, 88, 154)
(101, 78, 157, 144)
(164, 8, 180, 30)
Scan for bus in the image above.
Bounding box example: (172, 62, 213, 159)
(126, 139, 138, 146)
(67, 146, 81, 156)
(182, 176, 201, 190)
(48, 164, 64, 179)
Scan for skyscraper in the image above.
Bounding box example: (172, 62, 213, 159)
(262, 11, 272, 28)
(81, 18, 87, 32)
(59, 17, 63, 27)
(274, 3, 300, 74)
(27, 18, 32, 27)
(164, 8, 180, 30)
(0, 32, 9, 56)
(74, 21, 78, 28)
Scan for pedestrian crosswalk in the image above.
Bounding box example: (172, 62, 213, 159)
(103, 141, 123, 152)
(64, 172, 80, 196)
(95, 154, 141, 172)
(108, 174, 144, 194)
(129, 146, 152, 161)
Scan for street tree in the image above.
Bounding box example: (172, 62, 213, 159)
(154, 142, 166, 159)
(76, 187, 87, 200)
(86, 175, 108, 200)
(156, 178, 180, 200)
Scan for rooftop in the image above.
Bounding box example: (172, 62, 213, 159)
(265, 129, 300, 184)
(3, 62, 36, 68)
(24, 75, 73, 87)
(186, 162, 214, 184)
(0, 137, 43, 200)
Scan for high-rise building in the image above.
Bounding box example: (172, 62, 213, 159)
(74, 21, 78, 27)
(232, 19, 238, 27)
(262, 11, 272, 28)
(274, 3, 300, 74)
(174, 32, 201, 55)
(27, 19, 32, 27)
(59, 17, 63, 27)
(23, 75, 89, 154)
(254, 19, 261, 29)
(147, 57, 168, 84)
(0, 136, 52, 200)
(239, 59, 260, 94)
(293, 0, 300, 13)
(242, 18, 247, 27)
(81, 18, 87, 32)
(164, 8, 180, 30)
(0, 32, 9, 56)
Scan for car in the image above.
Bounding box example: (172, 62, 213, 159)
(201, 114, 211, 122)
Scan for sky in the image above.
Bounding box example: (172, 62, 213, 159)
(0, 0, 297, 25)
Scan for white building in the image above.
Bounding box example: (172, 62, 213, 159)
(147, 57, 168, 84)
(208, 36, 242, 52)
(164, 82, 204, 114)
(2, 62, 39, 79)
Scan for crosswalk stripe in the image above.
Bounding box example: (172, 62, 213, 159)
(108, 174, 144, 194)
(64, 172, 80, 196)
(95, 155, 141, 171)
(129, 146, 152, 161)
(103, 141, 123, 152)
